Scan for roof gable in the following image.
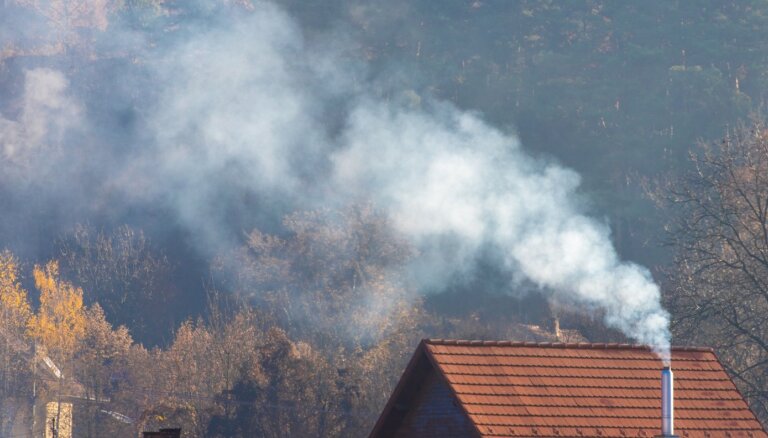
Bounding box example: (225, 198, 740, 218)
(372, 340, 768, 438)
(369, 344, 481, 437)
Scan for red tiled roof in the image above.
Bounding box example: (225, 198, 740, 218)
(375, 339, 768, 438)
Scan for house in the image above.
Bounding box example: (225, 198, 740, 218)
(0, 337, 77, 437)
(370, 340, 768, 438)
(0, 334, 124, 437)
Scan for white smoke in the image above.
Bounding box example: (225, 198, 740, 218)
(0, 1, 672, 358)
(129, 4, 670, 356)
(132, 3, 670, 357)
(114, 7, 328, 252)
(0, 68, 81, 173)
(0, 68, 87, 256)
(334, 100, 671, 358)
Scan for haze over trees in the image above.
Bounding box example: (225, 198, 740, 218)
(1, 0, 768, 435)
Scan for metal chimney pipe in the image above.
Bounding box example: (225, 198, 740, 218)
(661, 367, 676, 437)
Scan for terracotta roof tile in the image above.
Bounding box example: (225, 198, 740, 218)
(422, 340, 767, 437)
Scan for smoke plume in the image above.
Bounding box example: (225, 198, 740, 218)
(334, 101, 671, 357)
(0, 1, 671, 357)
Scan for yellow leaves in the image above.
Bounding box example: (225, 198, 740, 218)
(27, 260, 86, 360)
(2, 252, 124, 362)
(0, 251, 19, 285)
(0, 250, 32, 333)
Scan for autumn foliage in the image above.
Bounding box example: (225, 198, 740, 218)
(27, 261, 86, 363)
(0, 208, 567, 437)
(0, 251, 32, 337)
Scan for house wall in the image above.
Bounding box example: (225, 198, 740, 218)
(45, 402, 72, 438)
(391, 371, 476, 438)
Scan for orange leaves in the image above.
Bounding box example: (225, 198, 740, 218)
(27, 260, 86, 360)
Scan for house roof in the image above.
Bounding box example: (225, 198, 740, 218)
(371, 340, 768, 438)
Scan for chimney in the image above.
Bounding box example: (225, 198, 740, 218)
(659, 367, 679, 437)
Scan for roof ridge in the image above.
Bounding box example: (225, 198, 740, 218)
(424, 339, 715, 352)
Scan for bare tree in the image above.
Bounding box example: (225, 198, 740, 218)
(72, 304, 133, 438)
(657, 121, 768, 423)
(58, 225, 175, 345)
(220, 204, 428, 435)
(231, 204, 419, 346)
